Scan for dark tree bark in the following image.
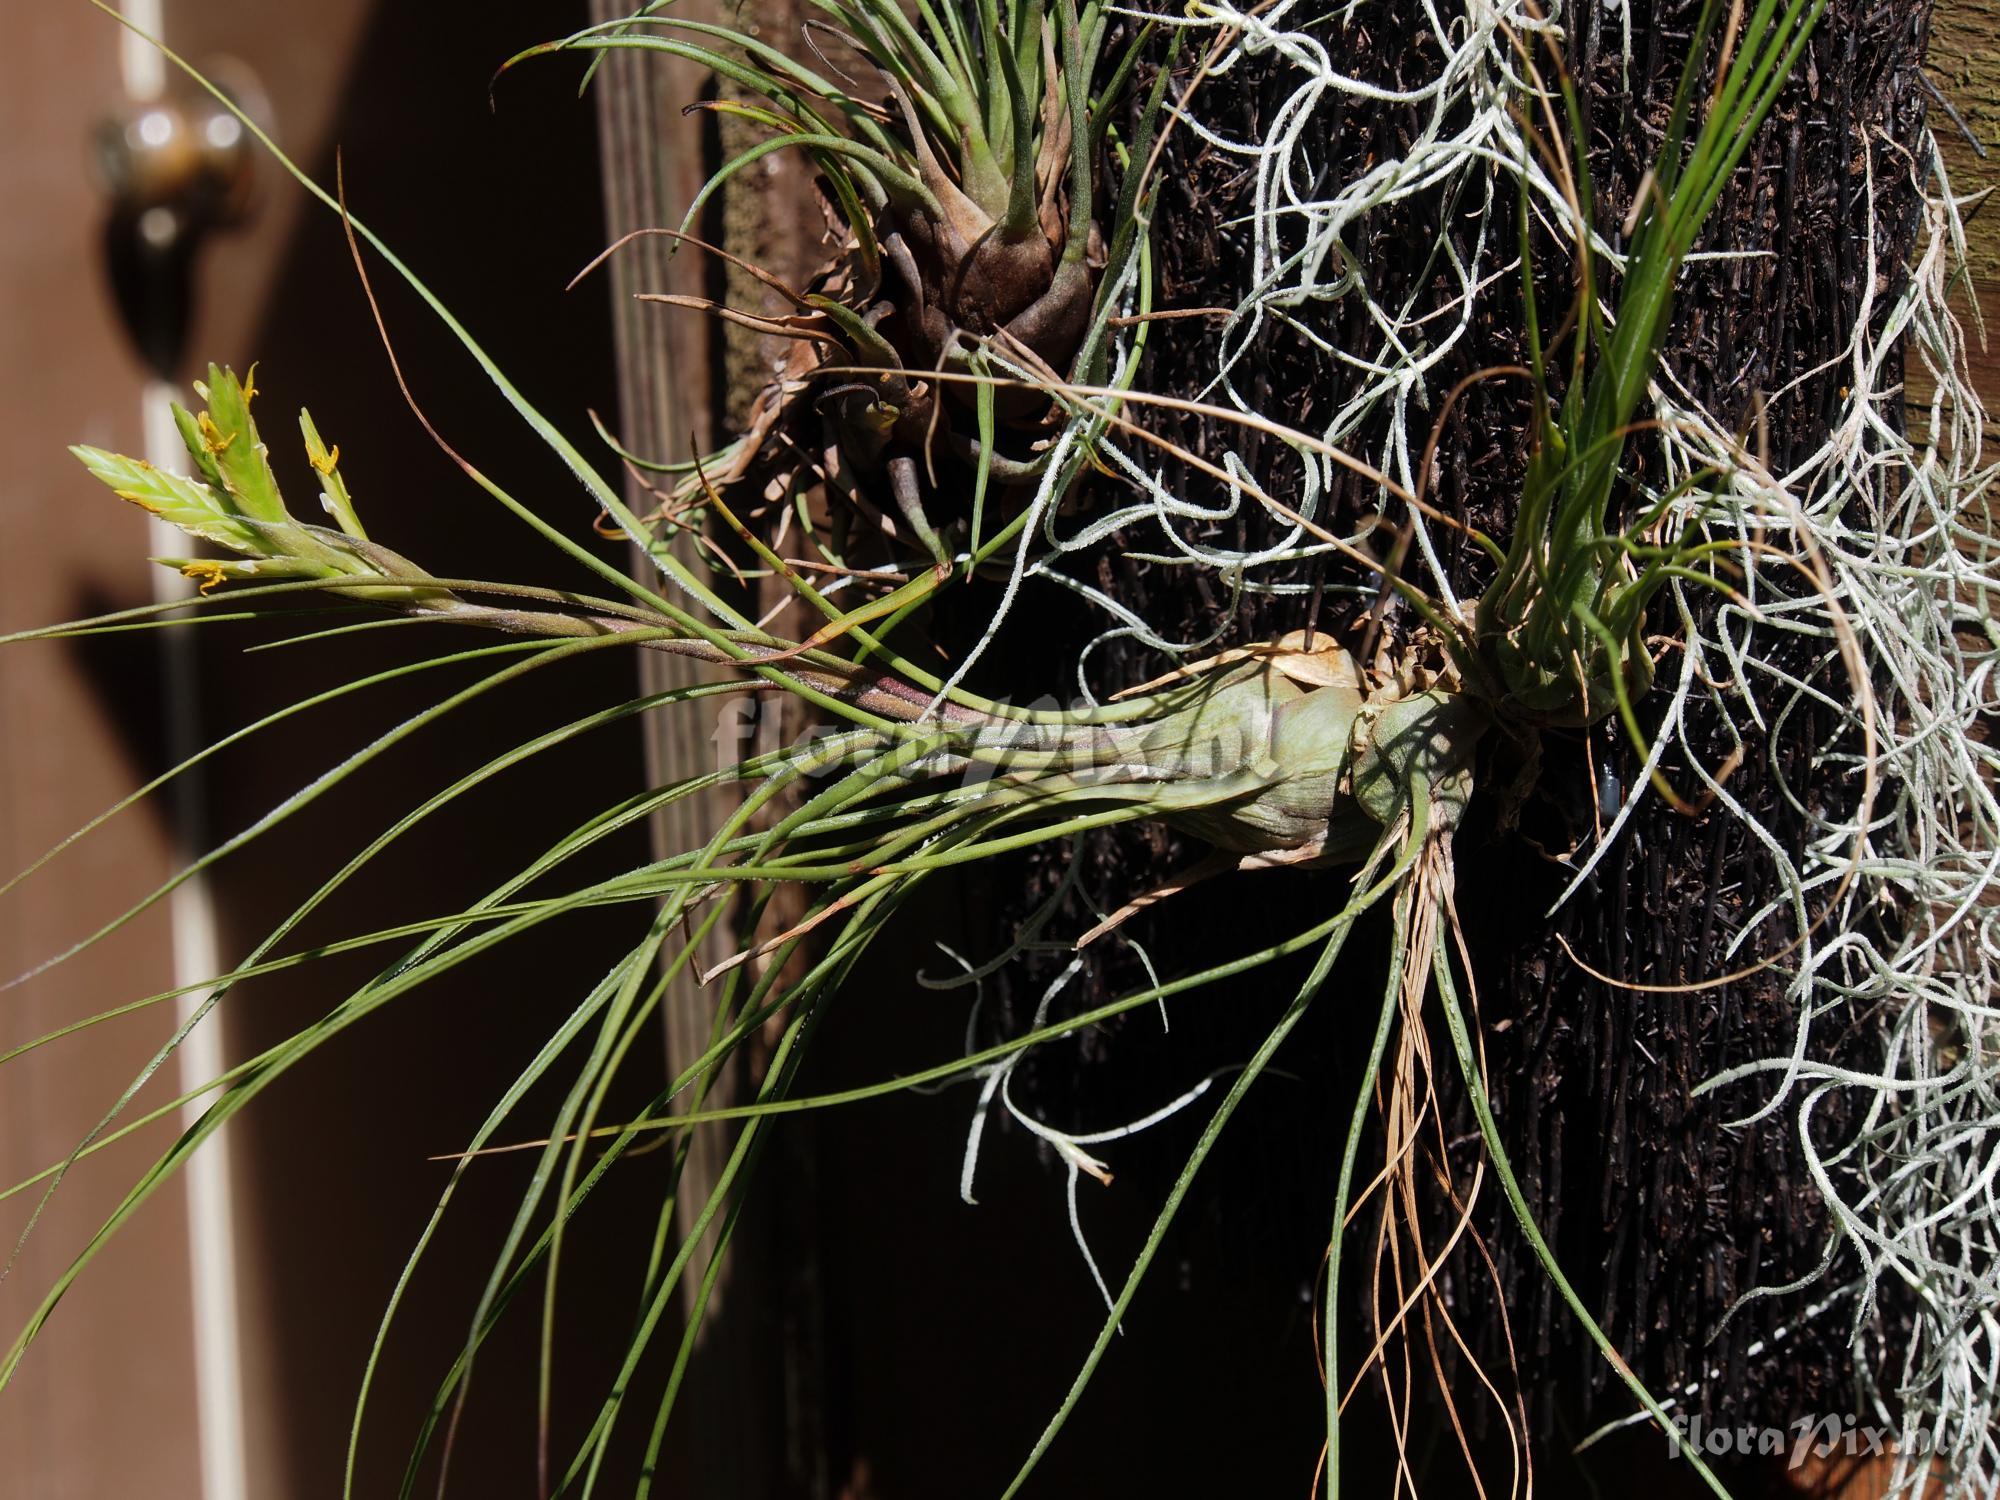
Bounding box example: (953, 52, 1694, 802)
(969, 0, 1933, 1459)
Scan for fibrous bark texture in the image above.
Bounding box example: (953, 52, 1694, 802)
(968, 0, 1934, 1445)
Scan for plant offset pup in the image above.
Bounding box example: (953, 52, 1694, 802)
(5, 0, 1830, 1494)
(514, 0, 1163, 568)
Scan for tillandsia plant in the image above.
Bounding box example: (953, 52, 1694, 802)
(1473, 0, 1824, 739)
(507, 0, 1171, 576)
(1, 0, 1842, 1494)
(86, 363, 1478, 877)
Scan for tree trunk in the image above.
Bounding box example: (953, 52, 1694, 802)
(984, 0, 1938, 1462)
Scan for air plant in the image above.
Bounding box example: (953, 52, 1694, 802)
(508, 0, 1169, 573)
(30, 362, 1491, 1495)
(1473, 0, 1824, 741)
(2, 0, 1833, 1494)
(82, 363, 1472, 876)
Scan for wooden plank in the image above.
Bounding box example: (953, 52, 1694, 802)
(585, 6, 825, 1495)
(1930, 0, 2000, 283)
(1927, 2, 2000, 428)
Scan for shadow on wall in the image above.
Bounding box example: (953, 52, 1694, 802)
(61, 2, 665, 1493)
(194, 6, 649, 1494)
